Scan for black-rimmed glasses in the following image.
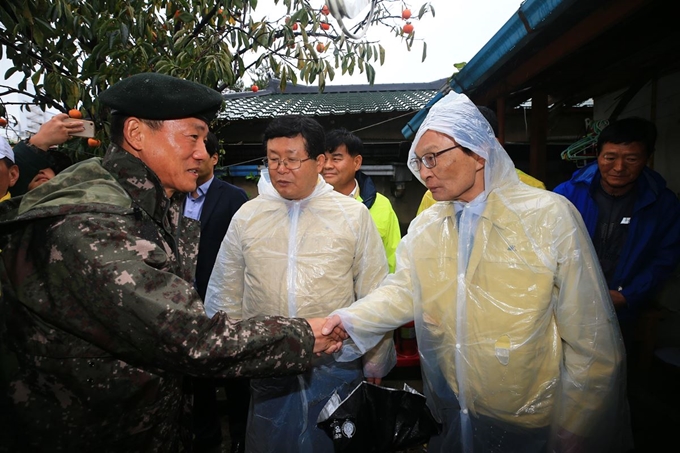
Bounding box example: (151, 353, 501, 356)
(262, 157, 313, 170)
(408, 144, 463, 172)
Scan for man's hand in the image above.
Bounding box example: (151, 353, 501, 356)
(609, 289, 626, 309)
(321, 314, 344, 336)
(29, 114, 84, 151)
(307, 317, 348, 355)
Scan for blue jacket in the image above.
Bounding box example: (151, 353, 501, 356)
(554, 161, 680, 322)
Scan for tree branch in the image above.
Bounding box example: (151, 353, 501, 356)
(0, 35, 73, 78)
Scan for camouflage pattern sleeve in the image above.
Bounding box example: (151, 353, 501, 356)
(0, 148, 317, 451)
(8, 211, 315, 378)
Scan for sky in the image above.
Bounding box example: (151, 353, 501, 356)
(0, 0, 525, 133)
(323, 0, 525, 86)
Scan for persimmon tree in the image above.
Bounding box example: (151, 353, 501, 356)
(0, 1, 433, 126)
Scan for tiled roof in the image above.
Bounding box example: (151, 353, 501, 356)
(219, 78, 446, 121)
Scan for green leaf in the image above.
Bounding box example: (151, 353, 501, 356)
(325, 60, 335, 81)
(280, 67, 287, 91)
(366, 64, 375, 84)
(4, 67, 18, 80)
(290, 8, 305, 25)
(120, 23, 129, 43)
(108, 31, 117, 49)
(269, 55, 280, 73)
(421, 41, 427, 62)
(31, 69, 43, 87)
(32, 25, 45, 46)
(0, 0, 430, 158)
(297, 49, 304, 70)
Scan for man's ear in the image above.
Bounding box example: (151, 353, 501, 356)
(474, 154, 486, 171)
(8, 164, 19, 188)
(123, 117, 144, 153)
(315, 153, 326, 172)
(354, 154, 363, 171)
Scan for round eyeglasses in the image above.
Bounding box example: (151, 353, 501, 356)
(408, 144, 463, 172)
(262, 157, 313, 170)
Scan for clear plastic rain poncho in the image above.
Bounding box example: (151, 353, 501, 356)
(332, 92, 631, 452)
(205, 170, 396, 452)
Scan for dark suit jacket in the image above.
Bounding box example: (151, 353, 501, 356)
(194, 177, 249, 300)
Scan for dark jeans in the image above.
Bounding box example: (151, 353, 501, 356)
(191, 376, 251, 452)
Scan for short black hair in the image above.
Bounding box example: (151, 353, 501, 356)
(325, 128, 364, 157)
(262, 115, 325, 158)
(1, 157, 15, 169)
(476, 105, 499, 137)
(109, 114, 126, 147)
(597, 117, 657, 156)
(47, 150, 73, 174)
(205, 131, 220, 158)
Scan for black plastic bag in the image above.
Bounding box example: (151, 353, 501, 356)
(317, 381, 442, 452)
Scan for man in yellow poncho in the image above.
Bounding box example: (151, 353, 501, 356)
(323, 128, 402, 273)
(324, 92, 631, 452)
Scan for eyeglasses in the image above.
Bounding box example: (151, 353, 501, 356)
(262, 157, 313, 170)
(408, 144, 463, 172)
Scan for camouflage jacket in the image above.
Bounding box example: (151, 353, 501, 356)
(0, 145, 315, 452)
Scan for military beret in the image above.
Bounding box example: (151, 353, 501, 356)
(99, 73, 224, 123)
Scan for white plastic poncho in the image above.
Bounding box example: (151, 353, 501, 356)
(205, 171, 395, 452)
(332, 92, 631, 452)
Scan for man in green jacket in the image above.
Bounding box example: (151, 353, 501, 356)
(322, 128, 402, 272)
(0, 73, 343, 452)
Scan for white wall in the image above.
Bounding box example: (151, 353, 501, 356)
(594, 71, 680, 196)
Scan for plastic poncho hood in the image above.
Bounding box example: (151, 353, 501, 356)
(407, 92, 519, 200)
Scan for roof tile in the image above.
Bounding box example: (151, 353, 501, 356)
(219, 90, 438, 121)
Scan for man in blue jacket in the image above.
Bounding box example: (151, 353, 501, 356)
(554, 117, 680, 371)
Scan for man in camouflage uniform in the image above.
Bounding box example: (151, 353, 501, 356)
(0, 73, 344, 452)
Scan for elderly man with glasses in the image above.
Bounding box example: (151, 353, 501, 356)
(323, 92, 632, 453)
(204, 115, 395, 453)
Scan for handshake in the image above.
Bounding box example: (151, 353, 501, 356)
(307, 315, 346, 355)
